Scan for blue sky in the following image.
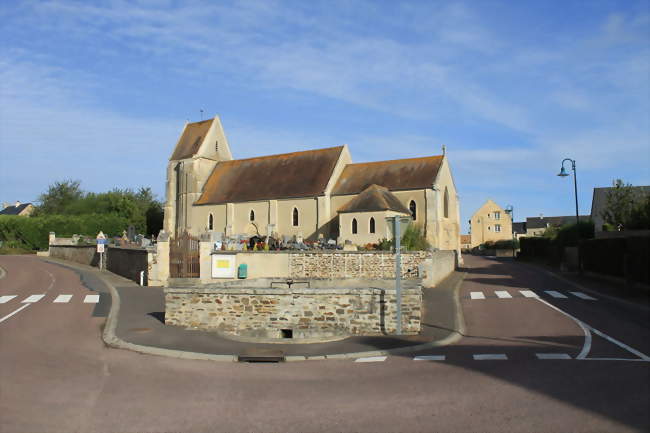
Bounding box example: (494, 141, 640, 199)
(1, 0, 648, 232)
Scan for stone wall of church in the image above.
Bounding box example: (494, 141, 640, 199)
(164, 286, 421, 339)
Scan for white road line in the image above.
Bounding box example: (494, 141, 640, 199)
(414, 355, 446, 361)
(495, 290, 512, 299)
(0, 295, 17, 303)
(22, 294, 45, 303)
(544, 290, 568, 299)
(519, 290, 539, 298)
(570, 291, 597, 301)
(470, 291, 485, 300)
(53, 294, 73, 303)
(536, 297, 592, 359)
(354, 356, 387, 363)
(83, 294, 100, 303)
(0, 304, 31, 323)
(473, 354, 508, 360)
(580, 358, 650, 362)
(586, 323, 650, 361)
(536, 353, 572, 360)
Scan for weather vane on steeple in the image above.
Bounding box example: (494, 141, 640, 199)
(442, 144, 446, 156)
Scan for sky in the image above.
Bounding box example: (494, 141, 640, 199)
(1, 0, 649, 233)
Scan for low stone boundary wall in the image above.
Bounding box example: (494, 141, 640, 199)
(165, 286, 421, 339)
(106, 247, 149, 285)
(289, 251, 429, 279)
(49, 245, 99, 266)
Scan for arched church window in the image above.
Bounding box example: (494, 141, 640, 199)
(250, 210, 255, 221)
(292, 208, 299, 226)
(208, 213, 214, 230)
(444, 187, 450, 218)
(352, 218, 358, 234)
(215, 140, 219, 153)
(409, 200, 417, 220)
(369, 217, 375, 234)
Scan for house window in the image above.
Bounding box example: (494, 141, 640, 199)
(352, 218, 358, 234)
(495, 224, 501, 232)
(208, 213, 214, 230)
(250, 210, 255, 221)
(444, 187, 449, 218)
(369, 217, 375, 233)
(292, 208, 299, 226)
(488, 226, 492, 231)
(494, 211, 500, 220)
(409, 200, 417, 220)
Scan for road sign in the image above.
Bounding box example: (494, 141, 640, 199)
(97, 243, 105, 253)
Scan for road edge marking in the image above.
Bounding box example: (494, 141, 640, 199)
(0, 304, 31, 324)
(536, 297, 592, 359)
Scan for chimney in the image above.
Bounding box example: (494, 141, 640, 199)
(15, 201, 21, 207)
(539, 213, 543, 220)
(2, 202, 8, 209)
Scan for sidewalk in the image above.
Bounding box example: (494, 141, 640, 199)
(40, 257, 465, 361)
(522, 261, 650, 311)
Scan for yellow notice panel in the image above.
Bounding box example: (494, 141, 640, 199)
(211, 254, 236, 278)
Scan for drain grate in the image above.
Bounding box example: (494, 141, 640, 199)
(238, 348, 285, 363)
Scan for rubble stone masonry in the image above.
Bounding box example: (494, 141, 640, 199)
(164, 286, 421, 340)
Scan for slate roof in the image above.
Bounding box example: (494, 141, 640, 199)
(332, 156, 443, 196)
(0, 203, 32, 215)
(195, 146, 344, 205)
(591, 186, 650, 219)
(337, 184, 411, 214)
(170, 119, 214, 160)
(512, 222, 527, 234)
(526, 215, 590, 229)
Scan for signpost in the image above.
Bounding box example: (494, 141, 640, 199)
(96, 231, 107, 271)
(386, 216, 412, 335)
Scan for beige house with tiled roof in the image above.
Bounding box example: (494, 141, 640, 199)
(468, 200, 512, 248)
(163, 116, 461, 251)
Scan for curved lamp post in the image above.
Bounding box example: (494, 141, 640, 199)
(505, 205, 515, 256)
(557, 158, 581, 272)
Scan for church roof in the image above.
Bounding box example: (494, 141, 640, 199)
(332, 155, 443, 195)
(195, 146, 344, 205)
(170, 119, 213, 160)
(337, 184, 411, 214)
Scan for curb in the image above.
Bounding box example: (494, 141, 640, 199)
(41, 257, 467, 362)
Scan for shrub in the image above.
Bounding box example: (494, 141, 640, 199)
(401, 223, 430, 251)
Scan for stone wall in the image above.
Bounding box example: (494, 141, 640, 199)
(165, 286, 421, 339)
(288, 251, 429, 279)
(49, 245, 99, 266)
(422, 250, 456, 287)
(106, 247, 149, 285)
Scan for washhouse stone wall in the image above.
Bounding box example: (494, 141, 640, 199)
(165, 286, 421, 339)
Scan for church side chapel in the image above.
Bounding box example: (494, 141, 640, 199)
(163, 116, 461, 252)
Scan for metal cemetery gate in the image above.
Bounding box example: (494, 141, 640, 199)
(170, 232, 200, 278)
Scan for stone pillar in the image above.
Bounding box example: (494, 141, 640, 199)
(149, 232, 170, 286)
(199, 235, 213, 283)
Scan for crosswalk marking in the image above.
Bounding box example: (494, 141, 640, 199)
(83, 294, 100, 304)
(473, 354, 508, 360)
(470, 291, 485, 300)
(544, 290, 568, 299)
(0, 295, 17, 304)
(355, 356, 387, 363)
(22, 294, 45, 303)
(536, 353, 571, 360)
(495, 290, 512, 299)
(414, 355, 446, 361)
(570, 291, 597, 301)
(519, 290, 539, 298)
(53, 294, 73, 303)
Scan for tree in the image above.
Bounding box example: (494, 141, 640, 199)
(601, 179, 636, 229)
(34, 180, 83, 215)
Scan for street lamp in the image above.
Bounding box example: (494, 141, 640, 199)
(504, 205, 515, 257)
(557, 158, 581, 272)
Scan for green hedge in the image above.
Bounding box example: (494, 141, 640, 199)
(0, 214, 130, 251)
(581, 236, 649, 285)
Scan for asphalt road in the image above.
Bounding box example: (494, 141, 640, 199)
(1, 254, 648, 433)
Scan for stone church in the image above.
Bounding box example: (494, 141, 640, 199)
(163, 116, 461, 251)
